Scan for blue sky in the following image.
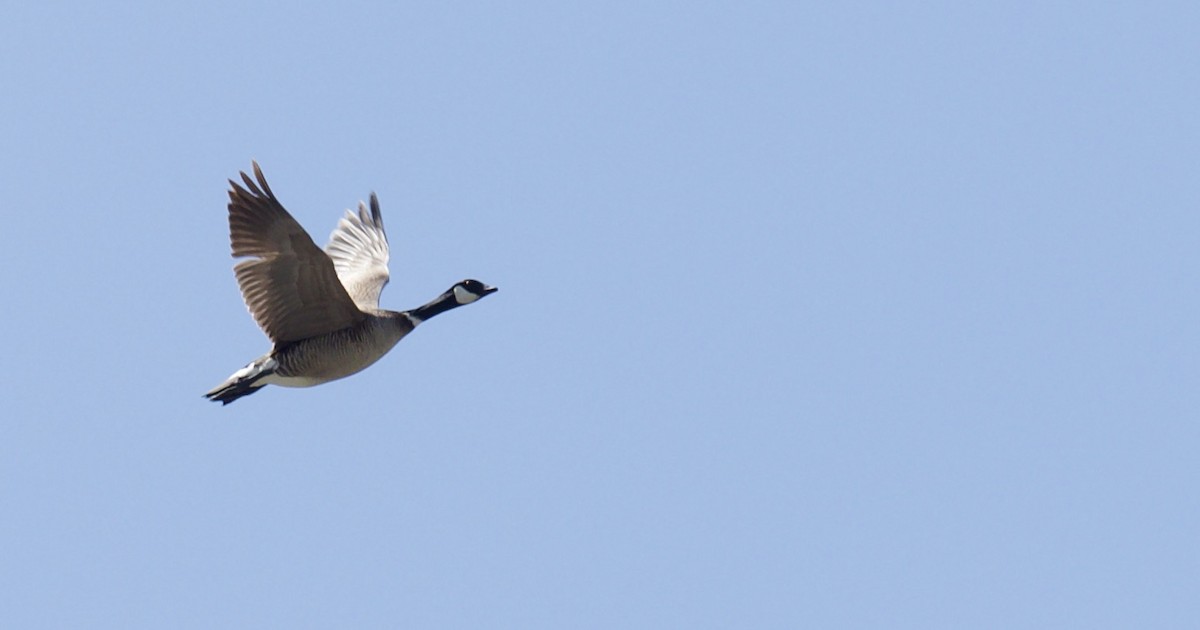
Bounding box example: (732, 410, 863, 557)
(2, 1, 1197, 627)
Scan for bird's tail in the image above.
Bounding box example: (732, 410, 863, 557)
(204, 356, 277, 405)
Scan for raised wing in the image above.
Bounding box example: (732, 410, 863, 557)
(227, 162, 365, 345)
(325, 193, 391, 310)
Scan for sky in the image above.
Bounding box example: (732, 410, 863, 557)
(1, 1, 1197, 628)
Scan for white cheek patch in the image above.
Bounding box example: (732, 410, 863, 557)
(453, 285, 480, 304)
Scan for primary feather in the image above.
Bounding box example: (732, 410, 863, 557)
(227, 162, 365, 344)
(326, 194, 391, 311)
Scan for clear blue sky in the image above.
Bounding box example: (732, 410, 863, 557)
(2, 2, 1196, 628)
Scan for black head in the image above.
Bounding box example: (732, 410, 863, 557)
(452, 279, 498, 305)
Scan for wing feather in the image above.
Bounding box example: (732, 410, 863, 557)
(226, 162, 365, 344)
(325, 193, 391, 310)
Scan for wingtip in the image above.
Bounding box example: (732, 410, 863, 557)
(369, 193, 381, 223)
(232, 160, 274, 199)
(239, 169, 257, 192)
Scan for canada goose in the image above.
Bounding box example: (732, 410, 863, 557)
(205, 162, 497, 405)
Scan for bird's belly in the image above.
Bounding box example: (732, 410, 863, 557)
(270, 326, 404, 387)
(263, 373, 329, 388)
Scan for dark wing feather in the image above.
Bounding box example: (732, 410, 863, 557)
(227, 162, 364, 344)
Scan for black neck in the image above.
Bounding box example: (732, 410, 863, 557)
(409, 291, 460, 322)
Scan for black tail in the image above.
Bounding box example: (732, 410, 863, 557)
(204, 379, 266, 405)
(204, 356, 276, 405)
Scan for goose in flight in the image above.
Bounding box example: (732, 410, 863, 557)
(205, 162, 497, 405)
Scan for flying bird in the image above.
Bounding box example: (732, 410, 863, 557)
(205, 162, 497, 405)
